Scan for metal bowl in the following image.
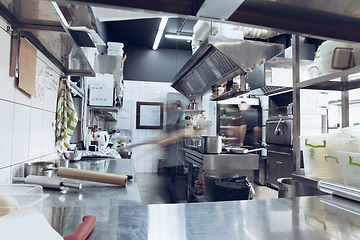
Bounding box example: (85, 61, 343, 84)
(64, 151, 83, 161)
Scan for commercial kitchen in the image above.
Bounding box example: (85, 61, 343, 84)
(2, 1, 360, 239)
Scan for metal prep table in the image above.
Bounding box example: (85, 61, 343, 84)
(39, 158, 360, 239)
(184, 147, 259, 202)
(43, 194, 360, 240)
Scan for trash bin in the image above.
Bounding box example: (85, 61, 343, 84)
(277, 177, 296, 198)
(214, 176, 252, 201)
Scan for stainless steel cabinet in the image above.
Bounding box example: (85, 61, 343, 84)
(266, 146, 293, 188)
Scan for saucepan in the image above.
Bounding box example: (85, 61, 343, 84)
(24, 161, 57, 177)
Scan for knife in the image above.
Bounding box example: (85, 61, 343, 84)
(64, 215, 96, 240)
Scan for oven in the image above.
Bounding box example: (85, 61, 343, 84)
(266, 116, 293, 188)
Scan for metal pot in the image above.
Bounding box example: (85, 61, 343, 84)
(24, 161, 56, 177)
(200, 136, 222, 154)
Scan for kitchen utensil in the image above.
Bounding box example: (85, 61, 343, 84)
(94, 131, 109, 151)
(24, 161, 56, 177)
(57, 167, 127, 186)
(70, 158, 110, 173)
(200, 136, 222, 154)
(56, 158, 69, 168)
(64, 215, 96, 240)
(13, 175, 82, 190)
(225, 147, 265, 154)
(64, 151, 83, 161)
(119, 151, 132, 159)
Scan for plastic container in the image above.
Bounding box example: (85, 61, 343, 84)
(341, 125, 360, 139)
(0, 193, 49, 215)
(313, 40, 353, 75)
(340, 151, 360, 188)
(300, 133, 357, 183)
(0, 184, 43, 194)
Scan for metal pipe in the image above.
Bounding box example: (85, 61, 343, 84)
(318, 180, 360, 203)
(341, 76, 349, 128)
(292, 35, 301, 174)
(13, 175, 82, 190)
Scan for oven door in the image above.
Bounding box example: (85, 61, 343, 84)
(266, 118, 293, 145)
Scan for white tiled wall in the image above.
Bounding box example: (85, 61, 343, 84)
(0, 19, 60, 183)
(108, 80, 179, 172)
(108, 80, 217, 173)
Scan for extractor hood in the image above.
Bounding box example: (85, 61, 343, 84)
(171, 36, 284, 99)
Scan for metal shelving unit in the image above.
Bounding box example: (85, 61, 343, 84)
(292, 35, 359, 174)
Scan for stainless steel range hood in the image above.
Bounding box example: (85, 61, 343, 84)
(171, 36, 283, 99)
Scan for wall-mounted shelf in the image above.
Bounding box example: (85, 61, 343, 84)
(210, 88, 249, 101)
(1, 0, 99, 77)
(94, 112, 117, 122)
(89, 106, 118, 122)
(89, 106, 119, 112)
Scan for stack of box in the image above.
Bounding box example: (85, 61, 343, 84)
(301, 126, 360, 187)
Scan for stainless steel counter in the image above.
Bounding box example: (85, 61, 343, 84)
(43, 194, 360, 239)
(43, 158, 141, 208)
(41, 158, 360, 239)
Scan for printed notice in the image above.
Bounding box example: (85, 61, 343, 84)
(140, 105, 161, 126)
(45, 66, 57, 91)
(19, 37, 37, 97)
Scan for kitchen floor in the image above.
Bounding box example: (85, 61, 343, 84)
(137, 173, 278, 205)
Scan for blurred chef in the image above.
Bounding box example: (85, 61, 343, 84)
(232, 101, 261, 148)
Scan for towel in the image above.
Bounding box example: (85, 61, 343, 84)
(56, 78, 78, 153)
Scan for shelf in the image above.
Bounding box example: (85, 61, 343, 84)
(94, 112, 117, 121)
(264, 87, 293, 96)
(89, 106, 119, 112)
(296, 65, 360, 91)
(329, 99, 360, 106)
(189, 187, 204, 202)
(184, 110, 205, 114)
(2, 1, 97, 77)
(210, 88, 249, 101)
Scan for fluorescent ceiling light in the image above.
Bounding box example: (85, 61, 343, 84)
(152, 17, 169, 50)
(165, 34, 193, 41)
(159, 17, 169, 31)
(152, 31, 163, 51)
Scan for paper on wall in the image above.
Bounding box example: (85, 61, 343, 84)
(271, 67, 293, 87)
(18, 37, 37, 97)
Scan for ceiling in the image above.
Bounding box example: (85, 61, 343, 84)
(105, 17, 197, 51)
(73, 0, 360, 43)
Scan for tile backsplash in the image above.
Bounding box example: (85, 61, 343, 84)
(0, 18, 60, 184)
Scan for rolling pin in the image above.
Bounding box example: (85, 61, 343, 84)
(57, 167, 127, 186)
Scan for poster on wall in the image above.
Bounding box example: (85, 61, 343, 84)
(136, 102, 163, 129)
(18, 37, 37, 97)
(35, 59, 46, 101)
